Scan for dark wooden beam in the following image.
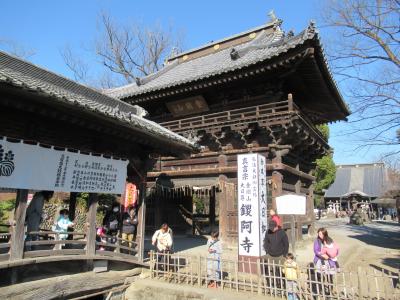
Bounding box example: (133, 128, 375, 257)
(68, 193, 77, 221)
(147, 162, 315, 181)
(209, 186, 216, 230)
(136, 181, 147, 262)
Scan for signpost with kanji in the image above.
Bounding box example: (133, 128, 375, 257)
(237, 153, 267, 272)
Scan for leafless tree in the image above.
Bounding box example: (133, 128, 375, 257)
(322, 0, 399, 153)
(0, 39, 35, 59)
(62, 12, 183, 88)
(60, 45, 89, 83)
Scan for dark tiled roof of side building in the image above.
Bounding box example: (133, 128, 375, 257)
(0, 50, 196, 151)
(105, 20, 348, 119)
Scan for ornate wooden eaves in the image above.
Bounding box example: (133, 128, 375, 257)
(161, 98, 329, 162)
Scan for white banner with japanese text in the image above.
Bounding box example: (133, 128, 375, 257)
(0, 138, 128, 194)
(237, 153, 267, 257)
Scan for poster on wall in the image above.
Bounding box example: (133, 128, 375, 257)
(276, 194, 306, 215)
(0, 137, 128, 194)
(237, 153, 267, 257)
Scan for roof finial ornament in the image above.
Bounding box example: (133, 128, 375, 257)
(230, 48, 240, 60)
(135, 77, 142, 86)
(268, 10, 277, 23)
(308, 20, 316, 34)
(268, 10, 283, 29)
(286, 30, 294, 38)
(169, 46, 180, 59)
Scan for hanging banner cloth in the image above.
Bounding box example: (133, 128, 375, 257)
(0, 137, 128, 194)
(123, 183, 138, 211)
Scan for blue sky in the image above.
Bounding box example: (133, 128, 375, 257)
(0, 0, 395, 164)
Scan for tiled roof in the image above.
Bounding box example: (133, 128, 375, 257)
(324, 163, 388, 198)
(0, 51, 196, 151)
(105, 21, 323, 100)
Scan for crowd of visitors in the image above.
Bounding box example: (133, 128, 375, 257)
(150, 209, 340, 299)
(23, 191, 342, 298)
(22, 190, 140, 254)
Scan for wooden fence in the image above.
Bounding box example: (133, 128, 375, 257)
(149, 251, 400, 300)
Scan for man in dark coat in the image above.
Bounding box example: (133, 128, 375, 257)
(263, 220, 289, 264)
(263, 220, 289, 288)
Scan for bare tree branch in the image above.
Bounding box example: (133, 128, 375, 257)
(59, 12, 183, 88)
(321, 0, 400, 155)
(94, 12, 181, 84)
(0, 39, 35, 59)
(60, 45, 90, 83)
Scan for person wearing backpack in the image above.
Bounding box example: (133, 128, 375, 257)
(103, 204, 121, 234)
(121, 206, 138, 254)
(102, 204, 121, 251)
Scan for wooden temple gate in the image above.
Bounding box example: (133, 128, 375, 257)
(109, 19, 349, 248)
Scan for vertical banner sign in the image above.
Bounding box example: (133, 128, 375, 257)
(258, 155, 267, 256)
(237, 153, 267, 257)
(123, 183, 137, 211)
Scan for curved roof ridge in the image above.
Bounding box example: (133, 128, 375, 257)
(0, 51, 196, 151)
(167, 20, 278, 62)
(137, 59, 179, 86)
(230, 26, 285, 60)
(0, 50, 140, 116)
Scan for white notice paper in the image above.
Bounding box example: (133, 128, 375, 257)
(0, 138, 128, 194)
(276, 194, 306, 215)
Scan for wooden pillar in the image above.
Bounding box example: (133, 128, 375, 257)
(217, 175, 228, 244)
(209, 186, 216, 231)
(294, 178, 302, 243)
(154, 189, 162, 228)
(68, 192, 77, 221)
(271, 171, 283, 211)
(136, 182, 147, 262)
(86, 193, 98, 257)
(9, 189, 29, 261)
(288, 93, 293, 111)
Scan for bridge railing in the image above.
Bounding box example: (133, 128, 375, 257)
(149, 251, 400, 300)
(0, 233, 11, 262)
(0, 229, 139, 266)
(23, 231, 87, 258)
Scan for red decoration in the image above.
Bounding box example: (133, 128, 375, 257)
(123, 183, 137, 211)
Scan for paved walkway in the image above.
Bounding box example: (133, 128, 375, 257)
(154, 218, 400, 273)
(125, 278, 276, 300)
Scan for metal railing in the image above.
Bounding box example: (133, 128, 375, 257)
(149, 251, 400, 300)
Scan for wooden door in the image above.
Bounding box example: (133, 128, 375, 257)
(219, 180, 238, 247)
